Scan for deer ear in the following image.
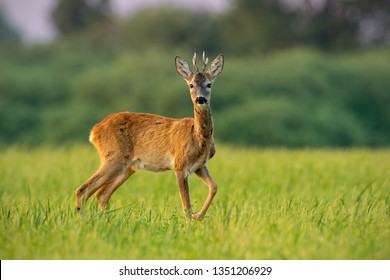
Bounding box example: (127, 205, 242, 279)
(175, 56, 192, 80)
(208, 54, 224, 81)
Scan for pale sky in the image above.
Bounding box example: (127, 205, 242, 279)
(0, 0, 229, 43)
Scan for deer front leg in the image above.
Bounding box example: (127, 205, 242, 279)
(175, 171, 192, 219)
(193, 166, 217, 221)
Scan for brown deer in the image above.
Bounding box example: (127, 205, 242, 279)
(75, 52, 224, 220)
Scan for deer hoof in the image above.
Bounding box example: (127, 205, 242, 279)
(192, 212, 203, 221)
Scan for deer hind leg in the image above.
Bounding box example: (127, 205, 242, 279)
(193, 166, 218, 221)
(95, 168, 134, 210)
(75, 160, 129, 211)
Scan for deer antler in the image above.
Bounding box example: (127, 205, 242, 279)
(192, 52, 198, 72)
(192, 51, 209, 72)
(202, 51, 209, 72)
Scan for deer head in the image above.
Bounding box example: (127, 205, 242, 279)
(175, 52, 224, 107)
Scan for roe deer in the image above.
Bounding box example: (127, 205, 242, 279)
(75, 52, 224, 220)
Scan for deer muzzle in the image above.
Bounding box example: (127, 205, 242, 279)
(195, 96, 208, 105)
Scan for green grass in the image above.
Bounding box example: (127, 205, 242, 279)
(0, 145, 389, 259)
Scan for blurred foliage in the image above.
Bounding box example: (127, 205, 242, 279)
(222, 0, 390, 52)
(120, 8, 221, 53)
(215, 48, 390, 147)
(52, 0, 111, 35)
(0, 0, 389, 147)
(1, 46, 389, 147)
(220, 0, 297, 52)
(49, 0, 390, 53)
(0, 8, 20, 45)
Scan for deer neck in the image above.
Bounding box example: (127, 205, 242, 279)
(194, 105, 213, 140)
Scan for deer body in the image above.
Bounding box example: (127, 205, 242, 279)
(75, 52, 223, 220)
(90, 111, 215, 173)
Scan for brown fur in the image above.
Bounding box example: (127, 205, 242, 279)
(75, 53, 224, 220)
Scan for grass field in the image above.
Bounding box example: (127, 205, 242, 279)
(0, 145, 389, 259)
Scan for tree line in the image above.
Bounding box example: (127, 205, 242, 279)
(48, 0, 389, 53)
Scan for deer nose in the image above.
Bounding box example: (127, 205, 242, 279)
(195, 96, 208, 105)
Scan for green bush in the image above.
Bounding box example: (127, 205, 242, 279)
(214, 48, 390, 147)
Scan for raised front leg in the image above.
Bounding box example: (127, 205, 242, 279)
(175, 171, 192, 219)
(193, 166, 218, 221)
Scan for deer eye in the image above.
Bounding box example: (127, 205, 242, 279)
(206, 83, 212, 88)
(189, 84, 194, 89)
